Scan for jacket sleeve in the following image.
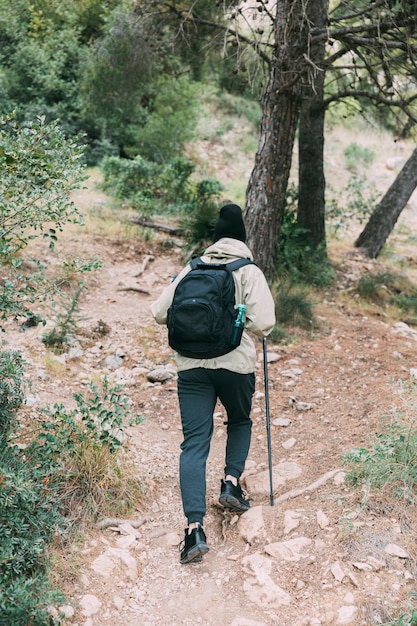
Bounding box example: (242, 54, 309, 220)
(240, 265, 276, 337)
(150, 265, 190, 325)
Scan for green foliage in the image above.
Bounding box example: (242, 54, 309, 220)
(42, 284, 85, 352)
(355, 271, 417, 323)
(344, 142, 375, 171)
(276, 189, 333, 287)
(343, 394, 417, 503)
(215, 92, 262, 128)
(382, 610, 417, 626)
(132, 75, 202, 162)
(36, 376, 144, 520)
(326, 143, 378, 232)
(80, 5, 155, 157)
(273, 282, 316, 330)
(0, 113, 93, 325)
(180, 178, 223, 256)
(0, 428, 65, 625)
(41, 376, 135, 457)
(0, 350, 25, 441)
(0, 348, 144, 622)
(101, 154, 223, 218)
(327, 172, 380, 235)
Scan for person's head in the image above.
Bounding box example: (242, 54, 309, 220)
(213, 203, 246, 243)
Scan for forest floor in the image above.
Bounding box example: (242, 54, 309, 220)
(5, 132, 417, 626)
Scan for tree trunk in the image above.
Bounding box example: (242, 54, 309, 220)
(297, 0, 329, 253)
(355, 146, 417, 258)
(245, 0, 306, 282)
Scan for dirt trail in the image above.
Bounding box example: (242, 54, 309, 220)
(6, 215, 417, 625)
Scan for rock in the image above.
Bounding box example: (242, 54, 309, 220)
(295, 401, 314, 411)
(331, 560, 346, 582)
(116, 535, 137, 549)
(105, 355, 124, 369)
(264, 537, 312, 562)
(272, 417, 291, 427)
(68, 346, 83, 359)
(284, 510, 302, 534)
(245, 461, 302, 496)
(366, 556, 386, 570)
(282, 437, 296, 449)
(242, 553, 292, 609)
(280, 368, 304, 377)
(333, 471, 346, 486)
(147, 367, 173, 383)
(237, 506, 265, 544)
(385, 543, 408, 558)
(79, 594, 102, 616)
(316, 509, 330, 529)
(58, 605, 75, 619)
(91, 548, 138, 580)
(336, 605, 358, 624)
(117, 522, 141, 537)
(351, 561, 372, 571)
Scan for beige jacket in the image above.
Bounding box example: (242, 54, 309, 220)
(150, 238, 276, 374)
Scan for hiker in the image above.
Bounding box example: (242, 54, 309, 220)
(150, 203, 276, 564)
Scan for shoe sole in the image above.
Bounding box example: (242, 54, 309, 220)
(218, 494, 250, 513)
(180, 543, 209, 564)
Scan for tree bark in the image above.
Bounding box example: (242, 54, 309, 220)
(245, 0, 306, 282)
(355, 146, 417, 258)
(297, 0, 329, 253)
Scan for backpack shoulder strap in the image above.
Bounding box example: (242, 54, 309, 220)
(189, 257, 202, 270)
(226, 258, 255, 272)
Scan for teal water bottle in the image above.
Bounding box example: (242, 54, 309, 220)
(230, 304, 247, 347)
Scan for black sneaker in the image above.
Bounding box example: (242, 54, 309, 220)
(218, 479, 250, 512)
(179, 525, 209, 564)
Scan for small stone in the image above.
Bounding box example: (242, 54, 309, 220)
(147, 367, 173, 383)
(273, 417, 291, 427)
(295, 402, 314, 411)
(80, 595, 101, 616)
(331, 561, 346, 582)
(336, 605, 357, 625)
(316, 509, 330, 529)
(385, 543, 408, 558)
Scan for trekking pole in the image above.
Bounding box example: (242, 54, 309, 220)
(263, 337, 274, 506)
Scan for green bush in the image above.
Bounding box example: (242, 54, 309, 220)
(132, 74, 202, 162)
(101, 154, 223, 220)
(355, 271, 417, 323)
(42, 284, 85, 352)
(0, 354, 144, 623)
(273, 282, 316, 330)
(0, 350, 25, 441)
(344, 142, 375, 171)
(343, 402, 417, 503)
(0, 113, 95, 326)
(276, 195, 333, 288)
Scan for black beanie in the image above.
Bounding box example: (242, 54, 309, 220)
(213, 203, 247, 243)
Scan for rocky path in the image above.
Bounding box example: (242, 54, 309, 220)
(9, 238, 417, 626)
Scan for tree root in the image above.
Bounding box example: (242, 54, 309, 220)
(274, 469, 344, 504)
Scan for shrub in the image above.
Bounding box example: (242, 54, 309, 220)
(273, 282, 316, 329)
(0, 366, 144, 623)
(276, 196, 333, 288)
(0, 113, 100, 327)
(343, 399, 417, 503)
(0, 350, 25, 441)
(101, 154, 223, 221)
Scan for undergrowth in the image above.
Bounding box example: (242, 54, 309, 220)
(0, 352, 144, 625)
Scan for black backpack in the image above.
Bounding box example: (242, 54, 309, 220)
(167, 257, 254, 359)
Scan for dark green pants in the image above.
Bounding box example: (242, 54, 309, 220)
(177, 368, 255, 525)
